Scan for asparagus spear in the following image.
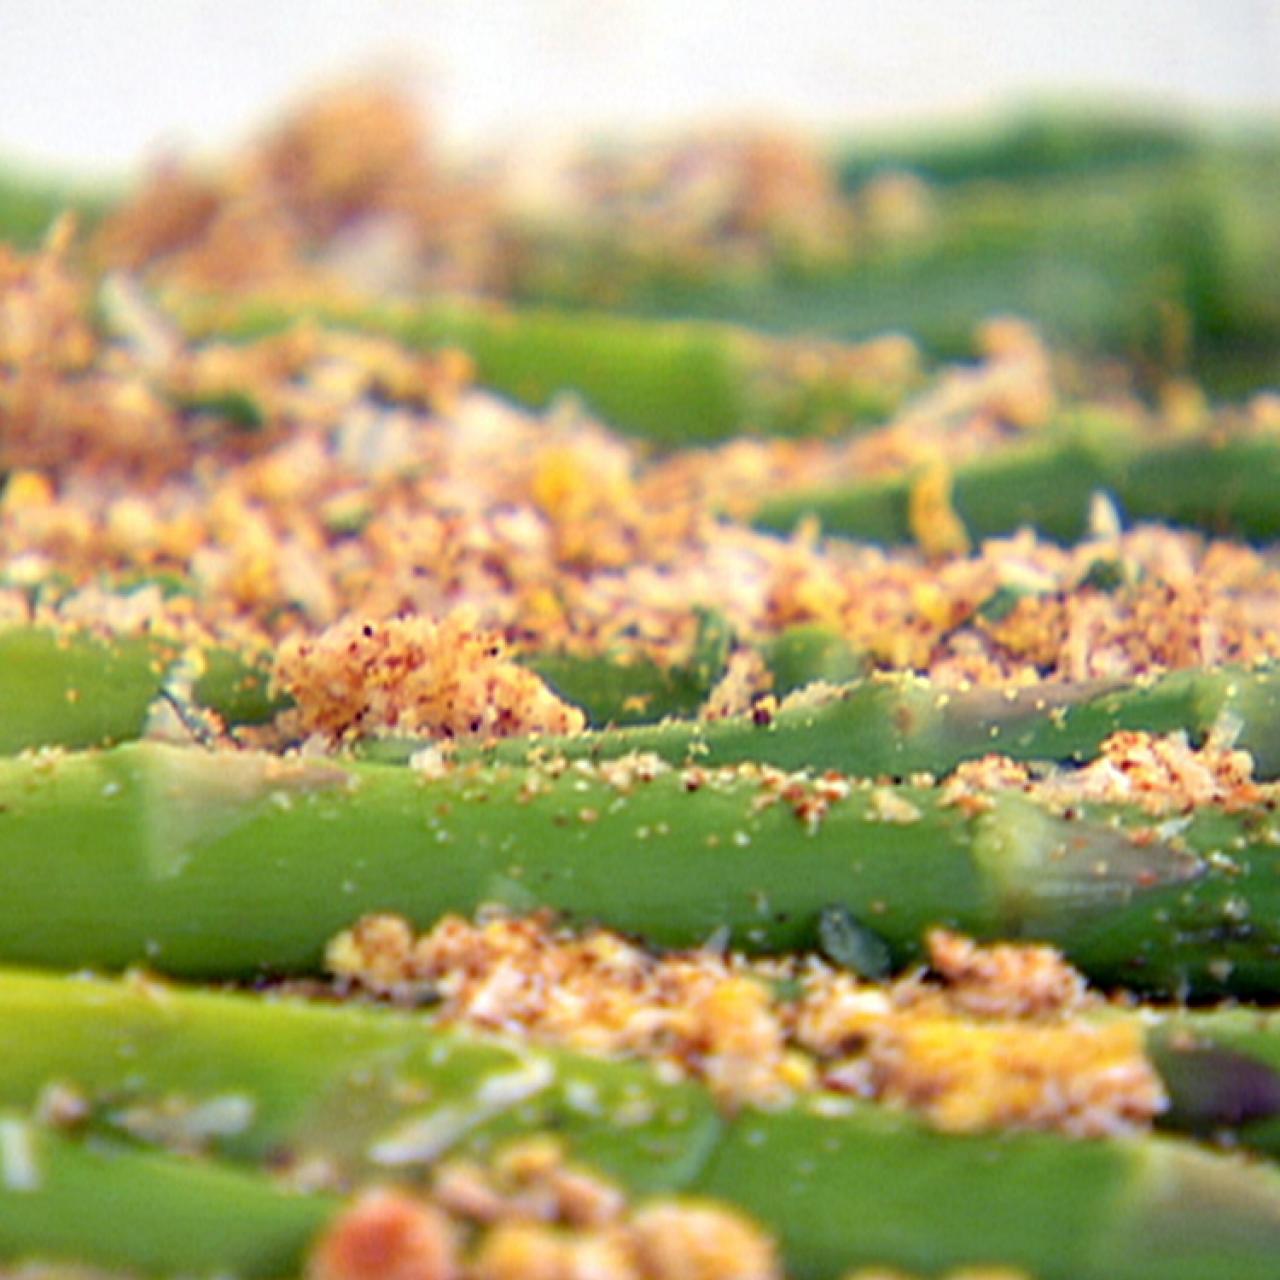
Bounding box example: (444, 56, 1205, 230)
(761, 623, 866, 698)
(0, 625, 285, 753)
(710, 1097, 1280, 1280)
(0, 612, 828, 749)
(2, 740, 1278, 997)
(0, 611, 726, 748)
(0, 1111, 336, 1278)
(524, 608, 733, 728)
(1148, 1008, 1280, 1154)
(546, 142, 1280, 393)
(0, 627, 177, 754)
(36, 618, 1280, 786)
(374, 661, 1280, 782)
(6, 971, 1280, 1279)
(754, 420, 1280, 546)
(0, 970, 720, 1191)
(835, 109, 1198, 188)
(178, 294, 914, 445)
(3, 966, 1280, 1161)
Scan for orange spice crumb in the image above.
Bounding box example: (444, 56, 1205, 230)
(308, 1189, 458, 1280)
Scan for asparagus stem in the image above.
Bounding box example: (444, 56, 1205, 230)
(3, 967, 1280, 1161)
(404, 662, 1280, 781)
(754, 421, 1280, 546)
(179, 295, 912, 445)
(0, 627, 174, 754)
(5, 974, 1280, 1278)
(3, 741, 1279, 996)
(14, 618, 1280, 784)
(0, 626, 285, 754)
(707, 1097, 1280, 1280)
(615, 144, 1280, 393)
(0, 971, 722, 1193)
(761, 624, 866, 698)
(524, 608, 733, 728)
(0, 1111, 337, 1278)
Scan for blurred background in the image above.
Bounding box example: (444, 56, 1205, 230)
(3, 0, 1278, 396)
(3, 1, 1278, 173)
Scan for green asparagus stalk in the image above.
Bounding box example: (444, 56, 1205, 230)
(760, 623, 866, 698)
(0, 611, 728, 749)
(373, 661, 1280, 782)
(524, 608, 733, 728)
(835, 109, 1199, 188)
(3, 740, 1280, 996)
(0, 612, 831, 749)
(754, 417, 1280, 546)
(0, 625, 284, 753)
(0, 1111, 336, 1278)
(0, 970, 720, 1192)
(1148, 1009, 1280, 1154)
(179, 294, 914, 445)
(709, 1097, 1280, 1280)
(39, 606, 1276, 778)
(0, 627, 177, 754)
(529, 613, 861, 728)
(563, 139, 1280, 394)
(747, 414, 1280, 545)
(6, 971, 1280, 1280)
(25, 618, 1280, 781)
(0, 164, 113, 251)
(3, 966, 1280, 1162)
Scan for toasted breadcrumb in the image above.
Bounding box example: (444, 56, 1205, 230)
(310, 1153, 781, 1280)
(470, 1222, 638, 1280)
(433, 1138, 625, 1232)
(628, 1200, 780, 1280)
(308, 1189, 458, 1280)
(1037, 728, 1261, 815)
(274, 613, 586, 743)
(328, 912, 789, 1107)
(328, 912, 1164, 1136)
(8, 224, 1280, 724)
(943, 731, 1261, 816)
(922, 929, 1087, 1020)
(857, 1015, 1162, 1137)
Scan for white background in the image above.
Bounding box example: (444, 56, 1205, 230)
(2, 0, 1278, 176)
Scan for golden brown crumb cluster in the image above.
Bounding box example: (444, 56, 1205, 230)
(945, 729, 1262, 816)
(327, 914, 1165, 1137)
(327, 913, 795, 1107)
(274, 614, 585, 743)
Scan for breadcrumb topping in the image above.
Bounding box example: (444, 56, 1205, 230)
(274, 613, 585, 743)
(327, 913, 1164, 1137)
(945, 729, 1261, 816)
(7, 223, 1280, 752)
(309, 1189, 458, 1280)
(308, 1155, 780, 1280)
